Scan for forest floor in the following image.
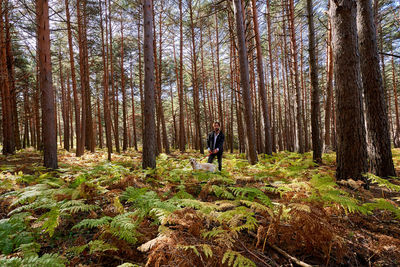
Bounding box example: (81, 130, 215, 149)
(1, 148, 400, 267)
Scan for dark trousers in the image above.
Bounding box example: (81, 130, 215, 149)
(208, 152, 222, 171)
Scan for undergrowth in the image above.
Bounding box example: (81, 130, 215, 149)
(0, 148, 399, 266)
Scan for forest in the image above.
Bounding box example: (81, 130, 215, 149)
(1, 0, 400, 266)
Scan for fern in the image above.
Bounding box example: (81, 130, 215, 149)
(365, 173, 400, 192)
(0, 213, 34, 255)
(222, 250, 256, 267)
(363, 198, 400, 219)
(211, 185, 235, 200)
(37, 207, 60, 237)
(0, 253, 66, 267)
(308, 174, 369, 215)
(88, 240, 118, 254)
(72, 216, 113, 230)
(59, 200, 99, 214)
(109, 212, 139, 244)
(229, 187, 273, 208)
(177, 244, 213, 259)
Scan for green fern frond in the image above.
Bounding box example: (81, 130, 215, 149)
(222, 250, 256, 267)
(211, 185, 235, 200)
(109, 212, 139, 244)
(0, 253, 66, 267)
(38, 207, 60, 237)
(365, 173, 400, 192)
(363, 198, 400, 219)
(240, 200, 273, 216)
(59, 200, 99, 214)
(88, 240, 118, 254)
(176, 199, 218, 214)
(72, 216, 113, 230)
(228, 187, 273, 207)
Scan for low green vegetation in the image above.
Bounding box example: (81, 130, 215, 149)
(0, 149, 399, 266)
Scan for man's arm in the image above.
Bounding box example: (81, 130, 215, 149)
(218, 133, 225, 152)
(206, 133, 211, 152)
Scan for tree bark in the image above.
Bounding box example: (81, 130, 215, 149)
(330, 0, 367, 180)
(307, 0, 322, 163)
(99, 0, 112, 160)
(120, 14, 128, 152)
(234, 0, 258, 164)
(251, 0, 272, 155)
(178, 0, 185, 152)
(37, 0, 57, 169)
(357, 0, 395, 177)
(0, 0, 14, 155)
(142, 0, 156, 169)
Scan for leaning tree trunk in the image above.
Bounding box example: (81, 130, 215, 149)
(307, 0, 322, 163)
(37, 0, 57, 169)
(142, 0, 156, 169)
(330, 0, 367, 180)
(357, 0, 395, 177)
(234, 0, 258, 164)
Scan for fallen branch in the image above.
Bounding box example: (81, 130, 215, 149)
(270, 244, 313, 267)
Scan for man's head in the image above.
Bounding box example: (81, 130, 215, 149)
(213, 121, 220, 133)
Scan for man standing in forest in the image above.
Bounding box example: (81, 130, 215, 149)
(207, 122, 225, 171)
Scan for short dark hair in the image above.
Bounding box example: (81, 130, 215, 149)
(213, 121, 220, 126)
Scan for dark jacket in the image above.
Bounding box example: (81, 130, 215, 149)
(207, 131, 225, 153)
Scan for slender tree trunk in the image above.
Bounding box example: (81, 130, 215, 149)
(251, 0, 272, 155)
(325, 13, 334, 148)
(59, 51, 70, 151)
(65, 0, 81, 156)
(37, 0, 57, 168)
(142, 0, 156, 169)
(99, 0, 112, 160)
(178, 0, 185, 152)
(157, 1, 170, 154)
(108, 0, 119, 153)
(130, 63, 138, 151)
(189, 0, 203, 154)
(120, 14, 128, 152)
(307, 0, 322, 163)
(234, 0, 258, 164)
(357, 0, 395, 177)
(330, 0, 367, 181)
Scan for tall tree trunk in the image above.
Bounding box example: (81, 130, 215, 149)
(288, 0, 304, 153)
(0, 0, 14, 155)
(325, 13, 334, 148)
(234, 0, 258, 164)
(251, 0, 272, 155)
(130, 63, 138, 151)
(178, 0, 185, 152)
(108, 0, 120, 153)
(4, 4, 20, 150)
(65, 0, 81, 156)
(189, 0, 203, 154)
(157, 1, 170, 154)
(99, 0, 112, 160)
(307, 0, 322, 163)
(37, 0, 57, 169)
(330, 0, 367, 181)
(59, 51, 70, 151)
(120, 14, 128, 152)
(357, 0, 395, 177)
(266, 0, 276, 153)
(142, 0, 156, 169)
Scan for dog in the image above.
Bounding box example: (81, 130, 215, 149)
(189, 158, 216, 172)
